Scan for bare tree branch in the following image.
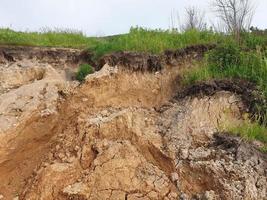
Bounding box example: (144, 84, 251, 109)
(182, 7, 207, 31)
(211, 0, 255, 41)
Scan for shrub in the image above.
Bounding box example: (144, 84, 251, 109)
(242, 33, 267, 50)
(207, 41, 241, 70)
(76, 64, 94, 82)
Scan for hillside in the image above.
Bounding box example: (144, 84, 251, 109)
(0, 29, 267, 200)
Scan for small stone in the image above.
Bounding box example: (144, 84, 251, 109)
(58, 153, 65, 160)
(66, 156, 76, 163)
(170, 172, 179, 182)
(152, 89, 158, 94)
(180, 193, 188, 200)
(176, 180, 181, 190)
(179, 148, 189, 160)
(168, 192, 178, 198)
(100, 110, 108, 117)
(66, 152, 71, 158)
(0, 194, 4, 199)
(82, 98, 88, 102)
(43, 162, 49, 167)
(192, 194, 201, 200)
(203, 190, 215, 200)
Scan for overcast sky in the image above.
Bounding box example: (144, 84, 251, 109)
(0, 0, 266, 36)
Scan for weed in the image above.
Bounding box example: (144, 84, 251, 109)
(76, 64, 94, 82)
(183, 43, 267, 119)
(0, 28, 97, 48)
(221, 119, 267, 153)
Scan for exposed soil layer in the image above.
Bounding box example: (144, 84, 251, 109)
(213, 133, 267, 162)
(0, 45, 93, 69)
(0, 46, 266, 200)
(176, 79, 267, 122)
(97, 44, 216, 71)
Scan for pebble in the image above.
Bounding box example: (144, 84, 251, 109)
(180, 193, 188, 200)
(170, 172, 179, 182)
(82, 98, 88, 102)
(203, 190, 215, 200)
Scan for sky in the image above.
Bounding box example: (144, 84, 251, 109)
(0, 0, 266, 36)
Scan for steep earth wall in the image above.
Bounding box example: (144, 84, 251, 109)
(0, 45, 266, 200)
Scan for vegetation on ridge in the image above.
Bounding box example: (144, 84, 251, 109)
(182, 39, 267, 150)
(0, 27, 223, 56)
(0, 28, 97, 48)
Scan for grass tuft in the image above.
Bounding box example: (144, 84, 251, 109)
(222, 119, 267, 152)
(76, 64, 94, 82)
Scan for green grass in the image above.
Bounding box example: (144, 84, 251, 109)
(88, 27, 224, 59)
(0, 27, 223, 58)
(76, 64, 94, 82)
(260, 146, 267, 153)
(0, 28, 97, 48)
(223, 120, 267, 152)
(183, 43, 267, 100)
(1, 27, 266, 56)
(183, 55, 267, 93)
(229, 121, 267, 143)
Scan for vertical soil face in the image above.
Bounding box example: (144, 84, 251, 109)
(0, 46, 266, 200)
(0, 115, 59, 198)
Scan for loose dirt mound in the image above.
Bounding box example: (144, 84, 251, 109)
(0, 46, 266, 200)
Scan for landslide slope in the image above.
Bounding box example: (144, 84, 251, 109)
(0, 45, 266, 200)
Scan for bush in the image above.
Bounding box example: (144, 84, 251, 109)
(242, 33, 267, 50)
(207, 41, 241, 70)
(76, 64, 94, 82)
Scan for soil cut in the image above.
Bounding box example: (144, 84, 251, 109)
(0, 46, 266, 200)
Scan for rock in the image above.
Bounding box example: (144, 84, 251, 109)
(179, 148, 189, 160)
(202, 190, 215, 200)
(171, 172, 179, 182)
(82, 98, 88, 102)
(180, 193, 188, 200)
